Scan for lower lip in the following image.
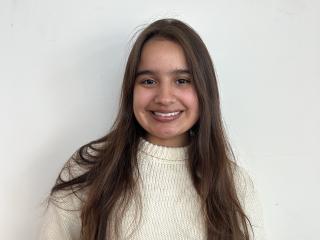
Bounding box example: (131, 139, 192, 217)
(150, 111, 183, 122)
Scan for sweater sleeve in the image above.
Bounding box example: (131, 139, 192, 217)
(38, 144, 104, 239)
(38, 154, 87, 240)
(38, 191, 82, 240)
(234, 165, 266, 240)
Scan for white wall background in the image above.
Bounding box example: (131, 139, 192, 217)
(1, 0, 319, 239)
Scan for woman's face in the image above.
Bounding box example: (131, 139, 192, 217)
(133, 38, 199, 147)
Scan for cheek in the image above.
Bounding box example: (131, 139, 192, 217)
(133, 87, 154, 111)
(181, 90, 199, 113)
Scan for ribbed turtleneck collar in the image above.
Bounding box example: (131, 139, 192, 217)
(137, 137, 189, 162)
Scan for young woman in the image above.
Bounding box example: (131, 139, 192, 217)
(39, 18, 265, 240)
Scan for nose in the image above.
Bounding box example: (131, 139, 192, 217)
(154, 83, 176, 106)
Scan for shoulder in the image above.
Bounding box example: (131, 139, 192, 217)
(231, 163, 266, 240)
(232, 164, 255, 205)
(50, 149, 94, 209)
(51, 140, 106, 205)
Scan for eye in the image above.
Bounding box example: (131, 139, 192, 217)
(176, 79, 191, 85)
(141, 79, 156, 85)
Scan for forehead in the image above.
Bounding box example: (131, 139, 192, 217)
(137, 38, 188, 71)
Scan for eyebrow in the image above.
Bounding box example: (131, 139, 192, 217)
(135, 69, 191, 77)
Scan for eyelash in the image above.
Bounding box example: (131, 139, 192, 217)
(140, 79, 191, 86)
(176, 79, 191, 84)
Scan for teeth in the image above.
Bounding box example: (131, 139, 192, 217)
(153, 111, 180, 117)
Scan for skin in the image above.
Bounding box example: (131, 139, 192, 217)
(133, 38, 199, 147)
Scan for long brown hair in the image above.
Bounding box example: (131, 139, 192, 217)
(51, 18, 253, 240)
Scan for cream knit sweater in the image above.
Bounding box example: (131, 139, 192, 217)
(38, 137, 265, 239)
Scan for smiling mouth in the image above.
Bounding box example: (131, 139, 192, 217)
(149, 111, 183, 122)
(151, 111, 181, 117)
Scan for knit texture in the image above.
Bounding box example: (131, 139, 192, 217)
(38, 137, 265, 240)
